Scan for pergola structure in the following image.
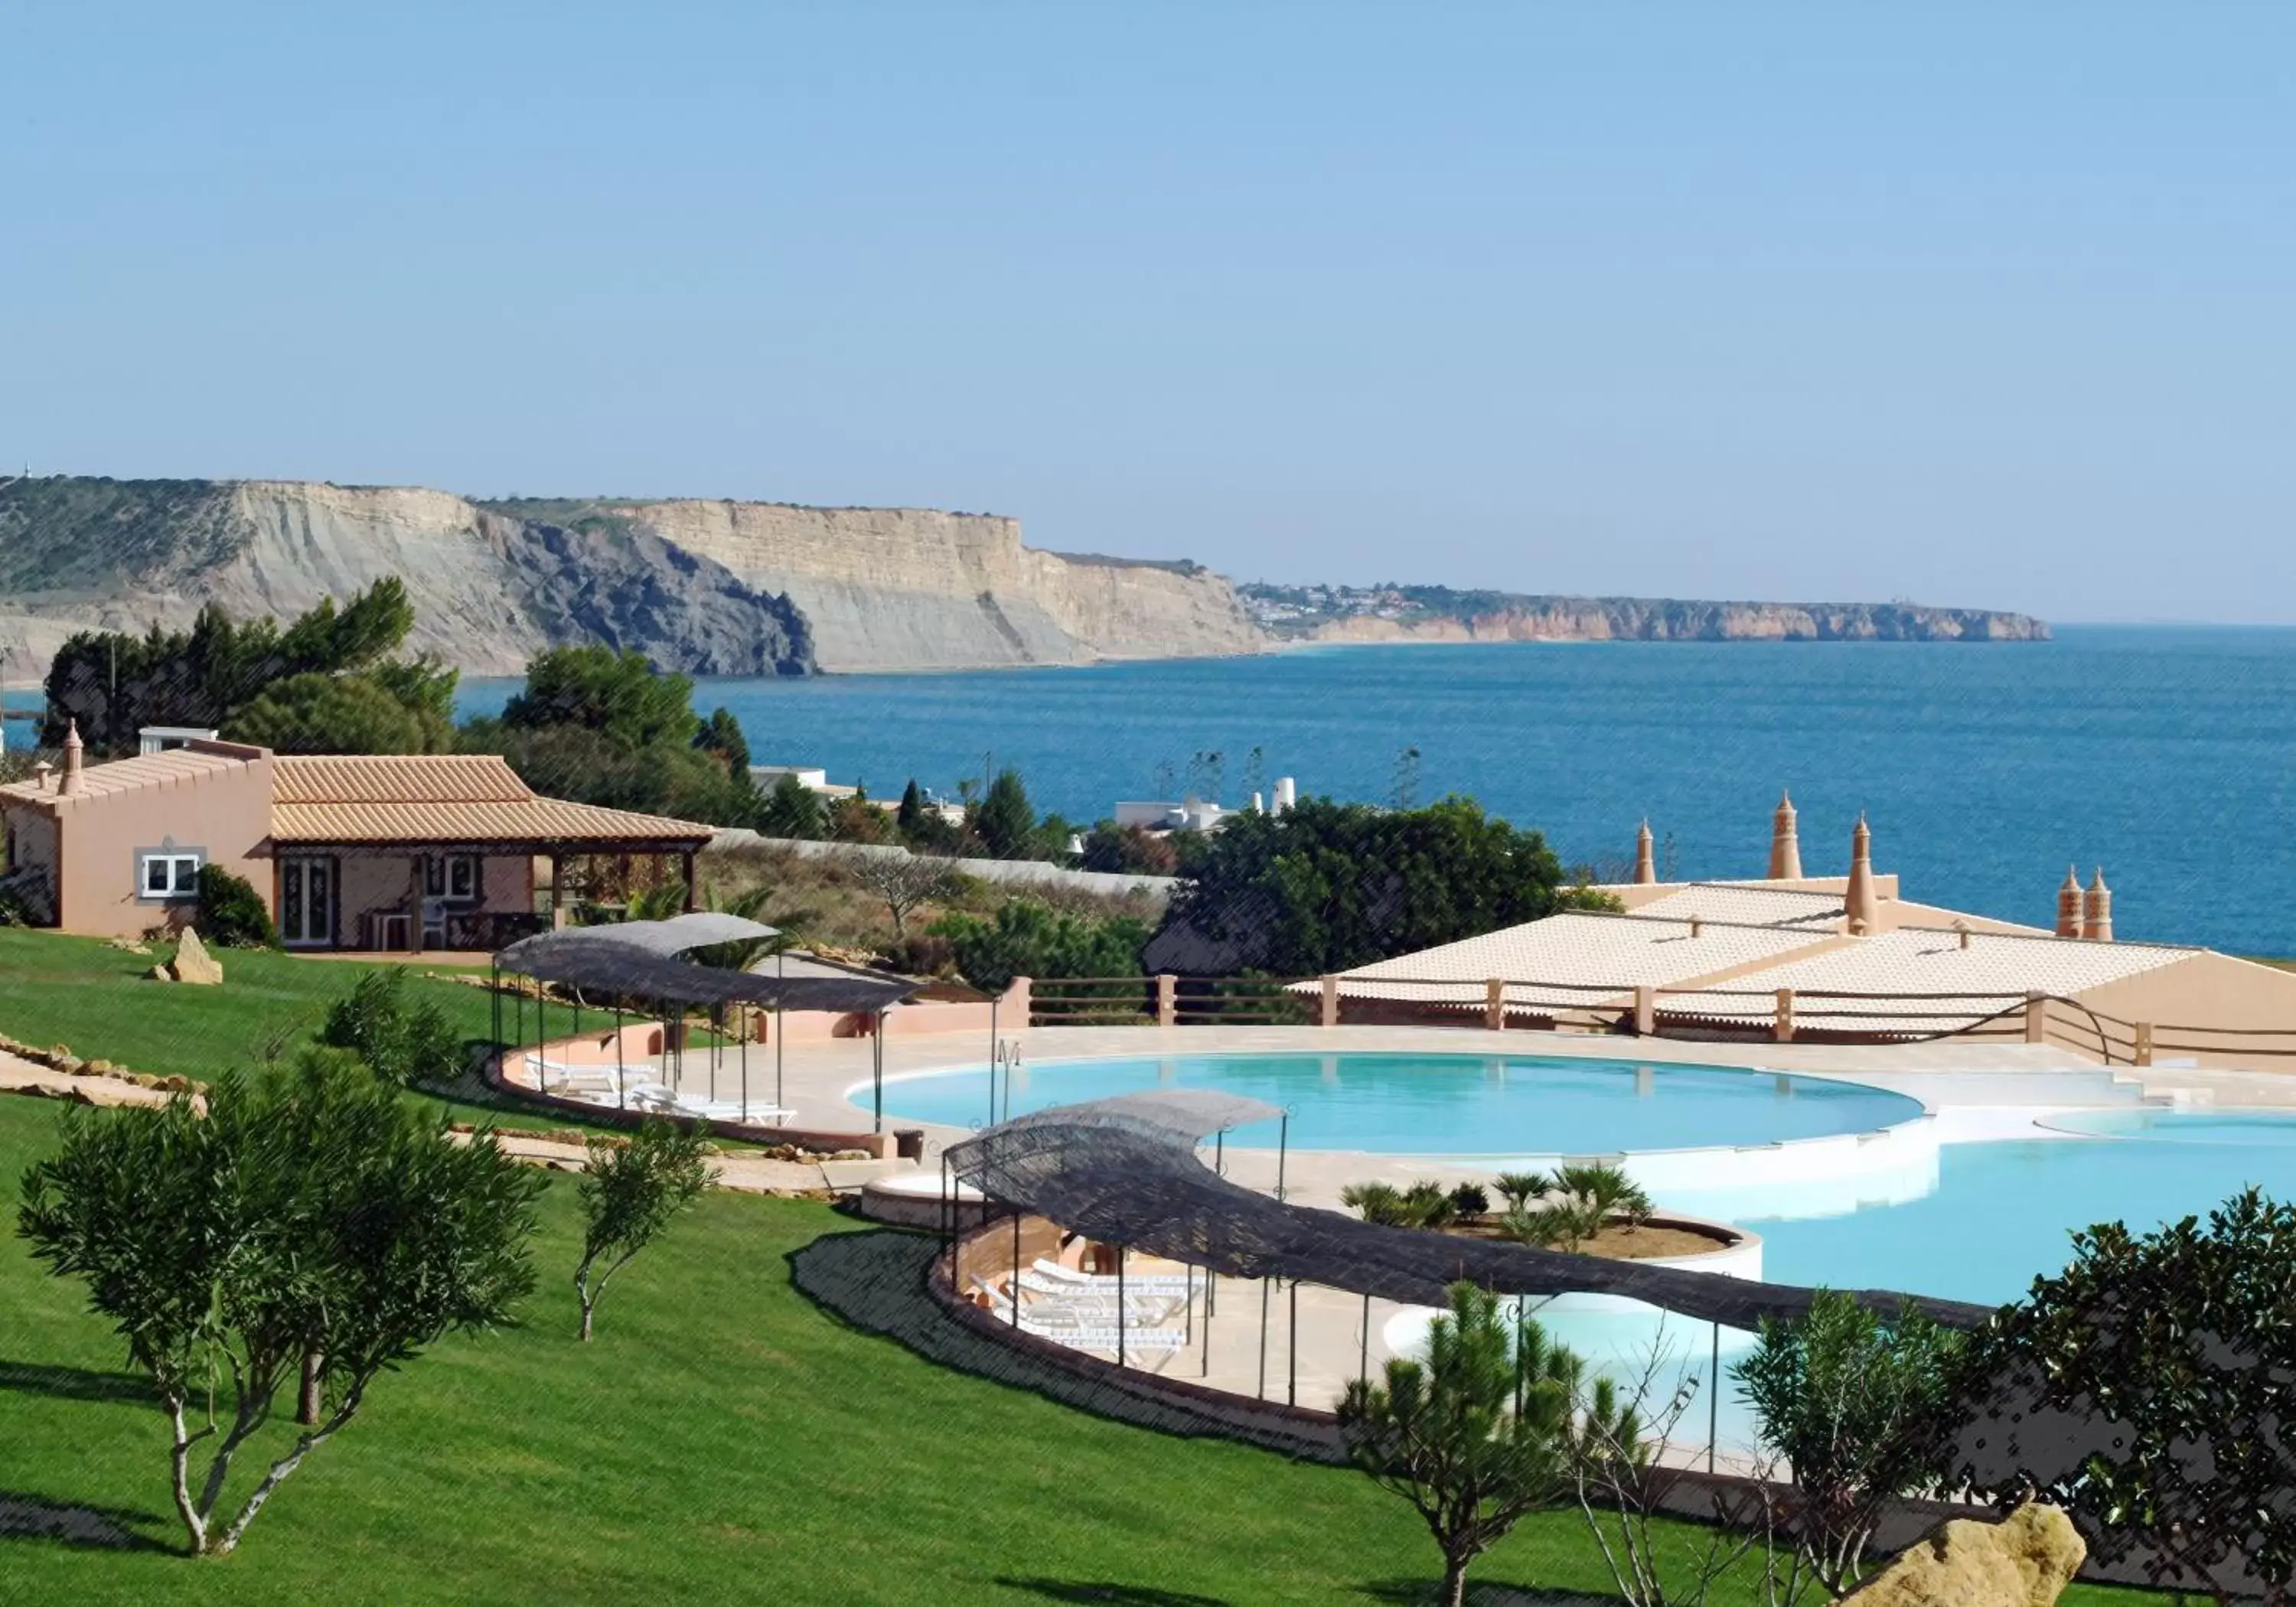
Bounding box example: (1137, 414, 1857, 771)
(493, 914, 922, 1127)
(942, 1090, 1991, 1433)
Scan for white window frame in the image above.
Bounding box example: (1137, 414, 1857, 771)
(428, 852, 481, 905)
(139, 850, 204, 901)
(445, 852, 479, 903)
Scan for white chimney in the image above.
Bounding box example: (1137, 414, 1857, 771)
(1275, 776, 1296, 814)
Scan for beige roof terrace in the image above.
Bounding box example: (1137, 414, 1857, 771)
(1306, 911, 1838, 1018)
(1664, 925, 2198, 1035)
(1624, 882, 1844, 928)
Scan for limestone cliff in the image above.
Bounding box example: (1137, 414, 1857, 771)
(482, 499, 1267, 672)
(1244, 583, 2049, 644)
(0, 477, 1259, 680)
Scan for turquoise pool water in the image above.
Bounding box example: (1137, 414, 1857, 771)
(869, 1051, 1922, 1155)
(1751, 1111, 2296, 1307)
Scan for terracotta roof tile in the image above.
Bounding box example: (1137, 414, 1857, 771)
(268, 754, 711, 846)
(0, 747, 253, 810)
(271, 754, 533, 804)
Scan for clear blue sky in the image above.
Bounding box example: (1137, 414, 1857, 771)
(5, 4, 2290, 622)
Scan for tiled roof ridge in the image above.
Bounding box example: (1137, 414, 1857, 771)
(1570, 908, 1838, 935)
(1888, 921, 2206, 957)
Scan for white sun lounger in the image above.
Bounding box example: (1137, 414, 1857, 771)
(1029, 1258, 1192, 1294)
(670, 1096, 795, 1126)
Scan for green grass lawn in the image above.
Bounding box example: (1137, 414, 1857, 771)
(0, 928, 689, 1139)
(0, 1097, 2154, 1607)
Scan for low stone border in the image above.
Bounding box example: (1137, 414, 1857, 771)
(0, 1033, 200, 1096)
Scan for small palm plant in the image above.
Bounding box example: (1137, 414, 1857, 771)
(1499, 1195, 1606, 1254)
(1402, 1180, 1459, 1231)
(1553, 1162, 1654, 1233)
(1340, 1181, 1411, 1227)
(1493, 1170, 1552, 1214)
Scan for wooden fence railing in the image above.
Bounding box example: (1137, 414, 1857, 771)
(1013, 973, 2295, 1068)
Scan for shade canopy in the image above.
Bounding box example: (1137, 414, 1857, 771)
(495, 918, 918, 1013)
(945, 1094, 1992, 1333)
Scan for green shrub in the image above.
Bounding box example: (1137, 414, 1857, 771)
(1731, 1289, 1964, 1595)
(318, 967, 463, 1087)
(193, 864, 279, 949)
(929, 898, 1147, 995)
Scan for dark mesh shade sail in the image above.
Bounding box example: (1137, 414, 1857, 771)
(947, 1094, 1991, 1332)
(496, 918, 918, 1013)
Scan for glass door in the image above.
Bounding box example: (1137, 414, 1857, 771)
(279, 856, 335, 948)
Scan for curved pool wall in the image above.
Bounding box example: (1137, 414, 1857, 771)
(2038, 1106, 2296, 1144)
(866, 1051, 1926, 1158)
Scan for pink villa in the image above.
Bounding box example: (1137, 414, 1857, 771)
(0, 725, 713, 950)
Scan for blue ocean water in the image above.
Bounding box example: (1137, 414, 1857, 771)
(456, 624, 2296, 953)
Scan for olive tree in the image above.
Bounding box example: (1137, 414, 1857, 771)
(847, 849, 956, 940)
(1730, 1289, 1964, 1595)
(1953, 1188, 2296, 1603)
(16, 1053, 541, 1556)
(1336, 1281, 1585, 1607)
(574, 1119, 713, 1341)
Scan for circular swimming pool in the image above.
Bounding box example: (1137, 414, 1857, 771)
(866, 1051, 1922, 1155)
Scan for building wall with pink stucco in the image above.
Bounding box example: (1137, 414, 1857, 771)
(39, 745, 276, 938)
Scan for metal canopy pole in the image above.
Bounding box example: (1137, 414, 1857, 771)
(740, 1015, 749, 1123)
(615, 1000, 626, 1111)
(1202, 1272, 1214, 1378)
(1360, 1292, 1371, 1384)
(1257, 1276, 1271, 1400)
(709, 1005, 719, 1103)
(1287, 1279, 1299, 1405)
(872, 1012, 885, 1133)
(1709, 1321, 1720, 1473)
(1277, 1110, 1290, 1201)
(1117, 1245, 1127, 1369)
(1515, 1298, 1528, 1420)
(987, 1041, 1000, 1129)
(775, 941, 785, 1116)
(1009, 1207, 1022, 1328)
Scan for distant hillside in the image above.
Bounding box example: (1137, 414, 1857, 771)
(1240, 582, 2049, 644)
(0, 477, 1262, 680)
(0, 474, 2048, 685)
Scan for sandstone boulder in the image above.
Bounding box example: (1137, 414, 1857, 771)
(1844, 1504, 2085, 1607)
(169, 929, 223, 986)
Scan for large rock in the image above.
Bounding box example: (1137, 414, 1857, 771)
(1844, 1504, 2086, 1607)
(168, 928, 223, 986)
